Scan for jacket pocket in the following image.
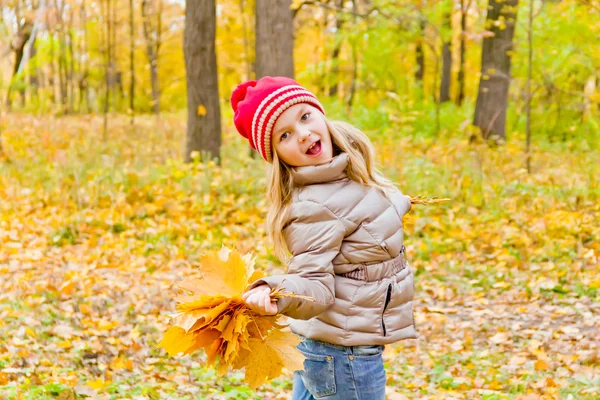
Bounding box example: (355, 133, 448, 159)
(298, 351, 336, 398)
(381, 283, 393, 336)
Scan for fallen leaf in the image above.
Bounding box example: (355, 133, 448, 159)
(535, 359, 549, 371)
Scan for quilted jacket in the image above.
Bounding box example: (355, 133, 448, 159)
(253, 152, 417, 346)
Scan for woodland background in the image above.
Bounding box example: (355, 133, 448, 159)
(0, 0, 599, 398)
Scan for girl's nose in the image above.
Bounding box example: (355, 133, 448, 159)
(298, 128, 311, 142)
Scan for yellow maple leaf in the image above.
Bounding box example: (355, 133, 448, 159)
(261, 329, 304, 372)
(185, 328, 221, 355)
(246, 314, 279, 339)
(175, 247, 263, 300)
(160, 246, 308, 387)
(232, 330, 304, 388)
(174, 298, 234, 331)
(158, 326, 196, 356)
(235, 339, 284, 387)
(191, 247, 252, 297)
(87, 377, 111, 390)
(214, 313, 233, 332)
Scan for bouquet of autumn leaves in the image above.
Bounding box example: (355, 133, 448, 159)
(158, 246, 310, 387)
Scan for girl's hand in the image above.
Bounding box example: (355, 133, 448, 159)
(242, 285, 278, 316)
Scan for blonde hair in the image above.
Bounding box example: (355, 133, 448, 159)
(266, 118, 397, 262)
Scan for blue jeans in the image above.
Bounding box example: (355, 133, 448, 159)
(291, 338, 386, 400)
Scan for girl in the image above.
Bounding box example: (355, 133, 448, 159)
(233, 76, 416, 400)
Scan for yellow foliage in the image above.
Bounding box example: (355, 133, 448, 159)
(87, 378, 111, 390)
(158, 246, 305, 388)
(0, 113, 598, 397)
(232, 331, 303, 388)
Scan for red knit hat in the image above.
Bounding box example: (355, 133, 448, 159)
(230, 76, 325, 163)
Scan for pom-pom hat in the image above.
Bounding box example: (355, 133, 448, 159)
(231, 76, 325, 163)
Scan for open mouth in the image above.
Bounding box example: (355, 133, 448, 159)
(306, 140, 322, 156)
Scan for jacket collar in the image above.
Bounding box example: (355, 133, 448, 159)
(291, 153, 349, 186)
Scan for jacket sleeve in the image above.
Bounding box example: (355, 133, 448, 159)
(389, 187, 412, 218)
(249, 200, 345, 320)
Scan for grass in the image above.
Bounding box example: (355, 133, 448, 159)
(0, 110, 599, 399)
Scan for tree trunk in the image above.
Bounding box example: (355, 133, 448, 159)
(525, 0, 533, 172)
(239, 0, 253, 81)
(67, 6, 76, 113)
(328, 0, 344, 97)
(457, 0, 470, 105)
(184, 0, 221, 163)
(255, 0, 294, 79)
(47, 9, 57, 105)
(53, 0, 68, 112)
(29, 36, 39, 103)
(130, 0, 135, 122)
(440, 42, 452, 102)
(142, 0, 161, 115)
(253, 0, 293, 158)
(102, 0, 110, 139)
(6, 22, 33, 109)
(80, 0, 90, 113)
(473, 0, 519, 141)
(439, 3, 452, 103)
(110, 0, 124, 111)
(346, 0, 358, 109)
(415, 18, 425, 82)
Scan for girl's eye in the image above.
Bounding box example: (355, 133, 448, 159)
(301, 113, 310, 122)
(280, 132, 289, 140)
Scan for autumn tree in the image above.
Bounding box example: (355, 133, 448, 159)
(141, 0, 162, 115)
(129, 0, 135, 122)
(328, 0, 345, 97)
(52, 0, 69, 112)
(5, 0, 34, 110)
(78, 0, 91, 112)
(439, 0, 452, 103)
(473, 0, 519, 140)
(101, 0, 111, 137)
(456, 0, 471, 105)
(346, 0, 358, 108)
(184, 0, 221, 163)
(415, 3, 425, 83)
(255, 0, 294, 79)
(252, 0, 293, 158)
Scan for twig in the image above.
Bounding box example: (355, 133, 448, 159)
(409, 196, 451, 205)
(270, 285, 316, 302)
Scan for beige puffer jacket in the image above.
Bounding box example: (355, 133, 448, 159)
(253, 152, 417, 346)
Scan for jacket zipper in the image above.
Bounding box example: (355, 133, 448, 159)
(381, 283, 392, 336)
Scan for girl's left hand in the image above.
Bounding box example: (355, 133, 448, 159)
(242, 285, 278, 315)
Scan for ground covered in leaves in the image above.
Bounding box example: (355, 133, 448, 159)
(0, 113, 598, 399)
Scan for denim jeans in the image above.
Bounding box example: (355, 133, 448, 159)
(291, 338, 386, 400)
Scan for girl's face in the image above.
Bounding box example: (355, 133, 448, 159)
(272, 104, 333, 167)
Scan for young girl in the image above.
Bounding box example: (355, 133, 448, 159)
(233, 76, 416, 400)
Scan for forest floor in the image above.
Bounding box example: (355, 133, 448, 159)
(0, 113, 598, 399)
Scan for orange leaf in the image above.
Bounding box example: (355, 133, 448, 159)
(158, 326, 196, 356)
(535, 359, 549, 371)
(78, 304, 91, 315)
(233, 329, 304, 388)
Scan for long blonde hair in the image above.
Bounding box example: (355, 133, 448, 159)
(266, 118, 397, 262)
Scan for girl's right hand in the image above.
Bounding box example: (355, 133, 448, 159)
(242, 284, 278, 315)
